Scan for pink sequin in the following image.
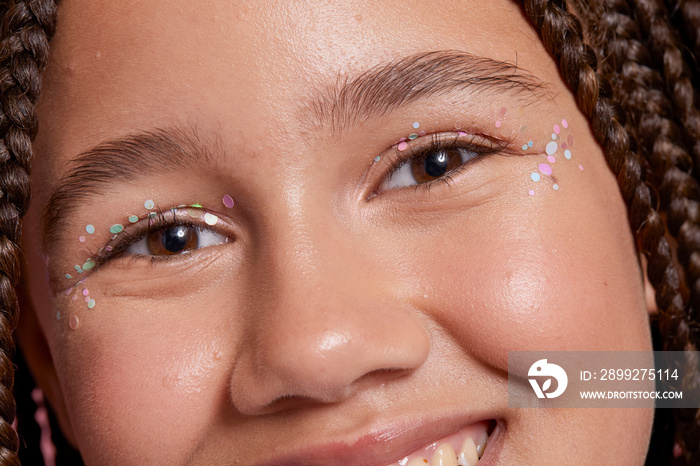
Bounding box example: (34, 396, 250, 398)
(397, 142, 408, 151)
(69, 315, 79, 330)
(539, 163, 552, 176)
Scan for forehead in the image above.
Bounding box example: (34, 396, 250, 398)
(32, 0, 547, 181)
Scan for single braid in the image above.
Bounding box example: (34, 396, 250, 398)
(0, 1, 56, 464)
(664, 0, 700, 79)
(520, 0, 698, 463)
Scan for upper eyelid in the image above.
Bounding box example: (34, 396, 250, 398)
(390, 131, 510, 161)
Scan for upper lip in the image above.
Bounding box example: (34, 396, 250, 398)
(255, 411, 498, 466)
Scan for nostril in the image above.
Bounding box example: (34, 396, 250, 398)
(266, 367, 416, 412)
(356, 366, 417, 386)
(259, 394, 327, 415)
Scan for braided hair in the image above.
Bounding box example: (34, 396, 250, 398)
(0, 0, 697, 464)
(0, 0, 56, 464)
(520, 0, 700, 463)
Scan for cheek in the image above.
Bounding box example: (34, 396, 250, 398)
(503, 406, 653, 464)
(50, 292, 234, 463)
(406, 187, 651, 371)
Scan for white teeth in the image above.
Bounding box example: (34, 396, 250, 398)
(457, 438, 479, 466)
(476, 440, 487, 459)
(475, 429, 488, 458)
(405, 458, 428, 466)
(431, 443, 458, 466)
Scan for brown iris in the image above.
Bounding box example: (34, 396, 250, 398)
(410, 148, 463, 183)
(146, 225, 198, 255)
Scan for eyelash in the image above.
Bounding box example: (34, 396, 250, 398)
(90, 209, 229, 267)
(72, 132, 505, 274)
(378, 132, 509, 195)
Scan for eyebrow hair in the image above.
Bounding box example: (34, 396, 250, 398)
(43, 124, 218, 248)
(42, 50, 547, 247)
(302, 50, 549, 134)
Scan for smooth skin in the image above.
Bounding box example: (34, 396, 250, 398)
(19, 0, 654, 464)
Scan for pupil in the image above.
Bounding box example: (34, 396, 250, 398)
(424, 150, 450, 177)
(162, 225, 192, 253)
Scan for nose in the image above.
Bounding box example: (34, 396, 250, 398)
(228, 223, 431, 415)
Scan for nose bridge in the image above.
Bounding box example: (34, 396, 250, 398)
(268, 178, 361, 303)
(278, 197, 329, 291)
(229, 191, 430, 414)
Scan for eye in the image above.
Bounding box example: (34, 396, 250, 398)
(126, 224, 228, 256)
(381, 134, 497, 191)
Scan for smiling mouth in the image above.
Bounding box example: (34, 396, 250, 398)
(386, 420, 496, 466)
(258, 416, 500, 466)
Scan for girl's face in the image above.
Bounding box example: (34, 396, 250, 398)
(20, 0, 654, 464)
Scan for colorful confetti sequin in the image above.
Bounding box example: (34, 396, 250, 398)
(204, 213, 219, 226)
(527, 119, 580, 196)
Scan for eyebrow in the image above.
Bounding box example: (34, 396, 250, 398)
(43, 124, 218, 248)
(42, 50, 547, 247)
(302, 50, 549, 134)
